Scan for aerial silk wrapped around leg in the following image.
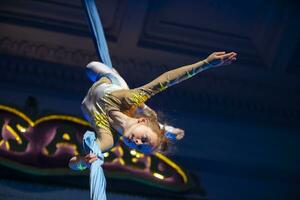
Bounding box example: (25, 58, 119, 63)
(83, 131, 106, 200)
(81, 1, 111, 199)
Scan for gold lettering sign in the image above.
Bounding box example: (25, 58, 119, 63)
(0, 104, 191, 191)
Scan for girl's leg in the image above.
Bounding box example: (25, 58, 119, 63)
(86, 61, 129, 89)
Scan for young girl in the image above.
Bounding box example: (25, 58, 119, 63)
(69, 51, 237, 167)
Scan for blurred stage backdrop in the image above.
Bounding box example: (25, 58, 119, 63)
(0, 0, 299, 200)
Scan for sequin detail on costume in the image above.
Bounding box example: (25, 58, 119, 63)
(186, 68, 196, 78)
(128, 91, 149, 106)
(159, 82, 168, 92)
(93, 110, 109, 130)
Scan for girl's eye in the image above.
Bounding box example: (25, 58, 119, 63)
(141, 135, 148, 143)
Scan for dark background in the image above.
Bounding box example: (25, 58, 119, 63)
(0, 0, 299, 199)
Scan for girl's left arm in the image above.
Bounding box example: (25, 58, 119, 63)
(110, 52, 237, 111)
(137, 51, 237, 97)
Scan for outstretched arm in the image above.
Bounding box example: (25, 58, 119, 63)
(110, 52, 236, 115)
(138, 51, 237, 97)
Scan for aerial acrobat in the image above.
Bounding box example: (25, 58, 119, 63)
(69, 0, 237, 199)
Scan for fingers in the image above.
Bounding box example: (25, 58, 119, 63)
(228, 53, 236, 59)
(224, 54, 236, 63)
(214, 52, 237, 61)
(223, 57, 236, 66)
(220, 52, 237, 66)
(219, 52, 237, 63)
(219, 52, 236, 58)
(213, 51, 226, 56)
(207, 51, 237, 67)
(88, 157, 98, 163)
(85, 153, 98, 163)
(215, 51, 236, 57)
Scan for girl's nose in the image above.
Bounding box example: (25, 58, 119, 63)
(135, 138, 142, 145)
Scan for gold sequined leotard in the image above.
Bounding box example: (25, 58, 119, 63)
(81, 60, 209, 139)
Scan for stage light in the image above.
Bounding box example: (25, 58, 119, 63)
(153, 172, 164, 180)
(62, 133, 71, 141)
(103, 152, 109, 157)
(16, 124, 27, 133)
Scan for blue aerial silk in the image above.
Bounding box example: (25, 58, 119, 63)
(83, 131, 106, 200)
(81, 0, 112, 199)
(81, 0, 113, 69)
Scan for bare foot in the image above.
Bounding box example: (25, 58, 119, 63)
(173, 128, 185, 140)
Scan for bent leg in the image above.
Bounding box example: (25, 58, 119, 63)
(86, 61, 129, 89)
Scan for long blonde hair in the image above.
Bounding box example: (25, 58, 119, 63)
(125, 105, 173, 154)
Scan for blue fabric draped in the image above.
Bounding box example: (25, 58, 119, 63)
(81, 0, 113, 69)
(83, 131, 106, 200)
(81, 1, 113, 199)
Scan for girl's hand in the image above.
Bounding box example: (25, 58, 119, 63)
(85, 153, 98, 164)
(205, 51, 237, 67)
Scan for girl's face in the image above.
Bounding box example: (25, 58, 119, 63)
(123, 122, 159, 154)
